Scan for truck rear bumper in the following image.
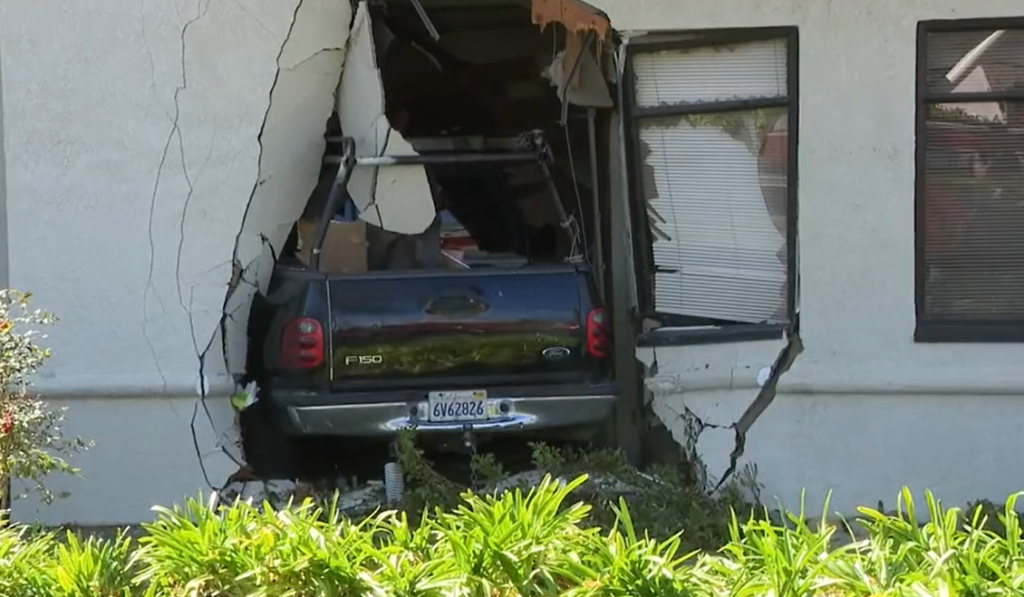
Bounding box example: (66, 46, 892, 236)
(270, 383, 618, 437)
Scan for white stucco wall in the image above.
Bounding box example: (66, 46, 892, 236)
(0, 0, 350, 524)
(588, 0, 1024, 514)
(0, 49, 7, 289)
(2, 0, 1023, 524)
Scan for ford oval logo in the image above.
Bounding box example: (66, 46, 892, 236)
(542, 347, 571, 361)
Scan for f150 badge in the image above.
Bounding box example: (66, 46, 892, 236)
(344, 355, 383, 365)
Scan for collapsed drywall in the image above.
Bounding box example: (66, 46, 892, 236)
(336, 2, 436, 236)
(221, 0, 352, 378)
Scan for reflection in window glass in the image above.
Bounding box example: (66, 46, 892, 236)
(920, 27, 1024, 322)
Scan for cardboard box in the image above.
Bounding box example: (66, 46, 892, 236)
(296, 218, 368, 274)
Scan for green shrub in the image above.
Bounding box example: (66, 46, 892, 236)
(0, 518, 55, 597)
(0, 289, 90, 508)
(6, 482, 1024, 596)
(49, 530, 137, 597)
(394, 433, 760, 552)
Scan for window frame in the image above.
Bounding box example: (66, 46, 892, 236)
(915, 18, 1024, 343)
(621, 27, 800, 347)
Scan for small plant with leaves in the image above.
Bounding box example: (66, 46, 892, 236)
(0, 290, 90, 509)
(7, 483, 1024, 596)
(48, 530, 138, 597)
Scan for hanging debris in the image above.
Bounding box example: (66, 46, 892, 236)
(531, 0, 611, 41)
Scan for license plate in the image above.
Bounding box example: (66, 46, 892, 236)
(427, 390, 492, 422)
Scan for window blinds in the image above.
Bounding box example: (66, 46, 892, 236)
(920, 28, 1024, 322)
(631, 38, 791, 324)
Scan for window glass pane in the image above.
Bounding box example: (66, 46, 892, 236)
(926, 29, 1024, 95)
(638, 108, 789, 323)
(632, 39, 787, 107)
(922, 101, 1024, 319)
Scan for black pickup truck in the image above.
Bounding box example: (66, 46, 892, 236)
(244, 136, 616, 476)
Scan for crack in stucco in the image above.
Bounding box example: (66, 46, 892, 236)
(175, 120, 218, 313)
(712, 329, 804, 491)
(218, 238, 274, 380)
(229, 0, 280, 42)
(285, 47, 344, 72)
(657, 399, 731, 490)
(174, 122, 197, 312)
(187, 290, 221, 487)
(142, 0, 213, 394)
(179, 0, 309, 487)
(186, 243, 275, 485)
(222, 0, 306, 342)
(138, 0, 158, 94)
(153, 0, 307, 489)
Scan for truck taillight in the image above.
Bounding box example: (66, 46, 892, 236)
(281, 318, 324, 369)
(586, 308, 609, 359)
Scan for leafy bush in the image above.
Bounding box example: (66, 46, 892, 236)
(0, 517, 55, 596)
(394, 432, 760, 552)
(6, 480, 1024, 597)
(0, 290, 90, 508)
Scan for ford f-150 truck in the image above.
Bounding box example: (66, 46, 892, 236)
(244, 135, 616, 477)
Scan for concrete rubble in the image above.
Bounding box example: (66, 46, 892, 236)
(214, 467, 652, 519)
(215, 476, 387, 518)
(490, 470, 647, 495)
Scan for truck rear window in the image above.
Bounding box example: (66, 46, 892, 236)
(296, 160, 583, 274)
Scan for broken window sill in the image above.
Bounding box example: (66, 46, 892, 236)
(637, 323, 785, 347)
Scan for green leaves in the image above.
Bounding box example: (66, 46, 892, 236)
(0, 289, 91, 508)
(50, 530, 136, 597)
(7, 483, 1024, 596)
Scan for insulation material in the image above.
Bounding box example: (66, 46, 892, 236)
(534, 0, 613, 109)
(337, 2, 436, 235)
(531, 0, 610, 41)
(542, 41, 613, 108)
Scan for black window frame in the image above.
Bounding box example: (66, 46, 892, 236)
(622, 27, 800, 347)
(915, 18, 1024, 343)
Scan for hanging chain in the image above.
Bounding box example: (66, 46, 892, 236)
(464, 430, 480, 492)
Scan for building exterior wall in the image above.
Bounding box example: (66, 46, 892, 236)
(591, 0, 1024, 514)
(0, 0, 1022, 524)
(0, 46, 7, 289)
(0, 0, 349, 524)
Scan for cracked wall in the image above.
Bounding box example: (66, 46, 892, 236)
(590, 0, 1024, 515)
(638, 340, 790, 492)
(0, 0, 349, 524)
(223, 0, 352, 376)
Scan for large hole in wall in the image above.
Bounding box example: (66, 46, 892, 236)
(286, 0, 614, 272)
(238, 0, 618, 480)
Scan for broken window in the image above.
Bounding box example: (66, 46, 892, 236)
(624, 29, 798, 335)
(915, 21, 1024, 342)
(288, 0, 615, 277)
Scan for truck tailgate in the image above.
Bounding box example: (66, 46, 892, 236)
(327, 266, 593, 388)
